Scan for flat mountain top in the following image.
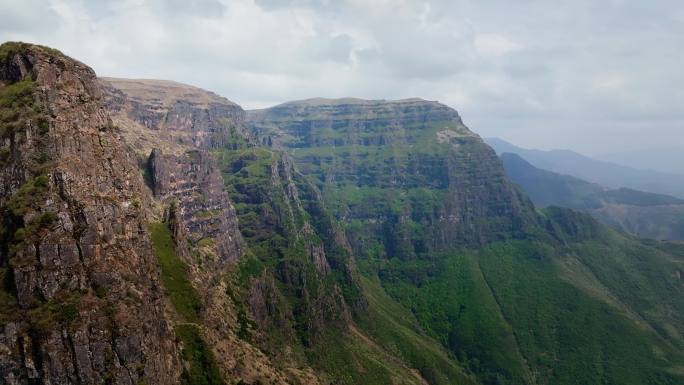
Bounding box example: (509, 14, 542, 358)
(268, 97, 435, 107)
(99, 77, 238, 108)
(248, 97, 462, 122)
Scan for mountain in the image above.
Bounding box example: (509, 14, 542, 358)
(248, 100, 684, 385)
(501, 152, 684, 240)
(1, 42, 684, 385)
(486, 137, 684, 198)
(0, 42, 181, 384)
(599, 148, 684, 176)
(498, 152, 607, 209)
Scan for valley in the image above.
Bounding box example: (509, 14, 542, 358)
(0, 42, 683, 385)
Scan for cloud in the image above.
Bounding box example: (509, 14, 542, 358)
(0, 0, 682, 154)
(474, 34, 521, 57)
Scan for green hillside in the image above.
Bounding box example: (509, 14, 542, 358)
(245, 99, 684, 384)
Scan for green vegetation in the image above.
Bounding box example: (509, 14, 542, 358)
(377, 251, 530, 384)
(357, 237, 684, 385)
(225, 286, 255, 342)
(26, 294, 80, 334)
(0, 175, 55, 262)
(0, 41, 64, 60)
(309, 328, 415, 385)
(177, 324, 225, 385)
(0, 78, 47, 139)
(355, 276, 478, 385)
(245, 101, 684, 384)
(478, 240, 684, 384)
(149, 222, 202, 322)
(214, 145, 403, 381)
(149, 222, 225, 385)
(236, 253, 264, 287)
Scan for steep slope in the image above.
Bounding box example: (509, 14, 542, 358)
(248, 99, 684, 385)
(499, 153, 606, 209)
(501, 152, 684, 240)
(99, 77, 245, 153)
(0, 43, 181, 384)
(486, 137, 684, 198)
(249, 98, 539, 250)
(101, 77, 326, 384)
(2, 43, 683, 385)
(103, 79, 464, 384)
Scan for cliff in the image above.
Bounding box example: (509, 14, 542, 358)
(248, 98, 538, 255)
(0, 43, 180, 384)
(1, 43, 683, 385)
(99, 77, 245, 152)
(247, 98, 684, 384)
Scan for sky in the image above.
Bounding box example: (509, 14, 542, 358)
(1, 0, 683, 155)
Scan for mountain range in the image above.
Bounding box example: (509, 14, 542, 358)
(1, 42, 683, 385)
(500, 152, 684, 240)
(486, 137, 684, 198)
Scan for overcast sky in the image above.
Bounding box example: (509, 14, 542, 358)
(2, 0, 683, 155)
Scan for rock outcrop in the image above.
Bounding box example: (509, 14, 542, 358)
(99, 77, 246, 152)
(100, 77, 339, 384)
(0, 43, 180, 385)
(148, 149, 243, 265)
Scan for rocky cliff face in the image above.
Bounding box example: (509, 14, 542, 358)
(248, 98, 538, 256)
(247, 98, 684, 385)
(0, 43, 180, 385)
(3, 43, 682, 385)
(101, 77, 248, 266)
(100, 77, 246, 152)
(101, 77, 352, 384)
(148, 149, 243, 265)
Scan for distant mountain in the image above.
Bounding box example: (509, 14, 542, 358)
(486, 137, 684, 198)
(499, 152, 606, 209)
(501, 152, 684, 240)
(598, 148, 684, 176)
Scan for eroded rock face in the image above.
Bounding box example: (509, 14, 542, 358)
(99, 77, 322, 383)
(0, 43, 180, 384)
(247, 98, 538, 257)
(149, 148, 243, 264)
(99, 77, 246, 151)
(100, 77, 247, 266)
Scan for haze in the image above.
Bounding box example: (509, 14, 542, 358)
(2, 0, 683, 155)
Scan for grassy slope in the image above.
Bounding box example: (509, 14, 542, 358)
(252, 105, 684, 384)
(479, 239, 684, 384)
(377, 251, 531, 385)
(359, 237, 684, 385)
(149, 222, 225, 385)
(355, 276, 480, 385)
(213, 145, 466, 385)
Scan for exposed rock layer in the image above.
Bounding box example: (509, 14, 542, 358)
(0, 43, 180, 385)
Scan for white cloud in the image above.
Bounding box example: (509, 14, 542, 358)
(0, 0, 682, 154)
(474, 34, 521, 57)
